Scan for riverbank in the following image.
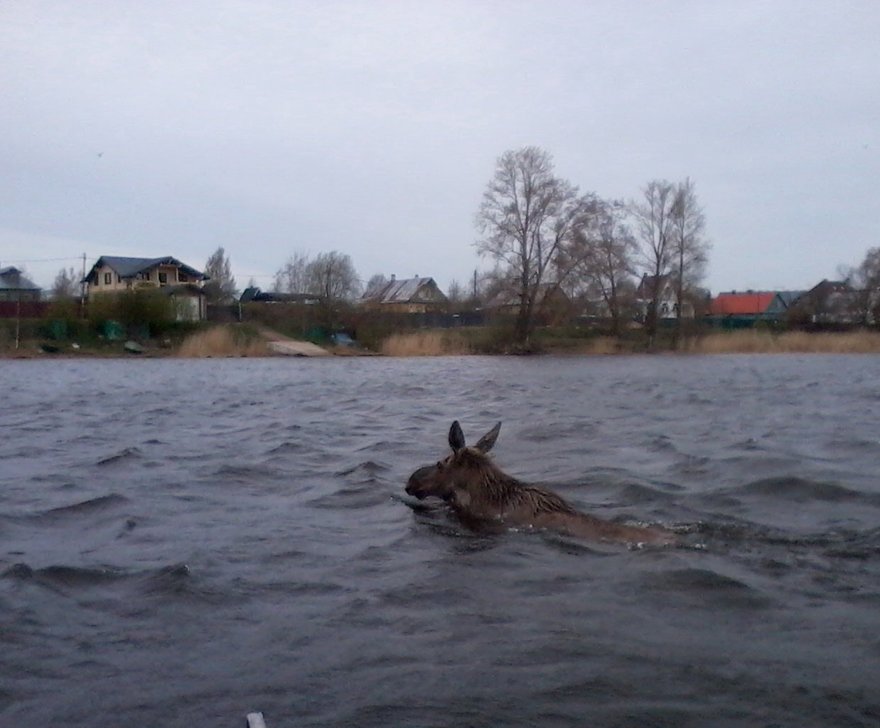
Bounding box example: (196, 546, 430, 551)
(5, 324, 880, 359)
(378, 328, 880, 356)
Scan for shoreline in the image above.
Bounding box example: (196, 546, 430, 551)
(5, 331, 880, 360)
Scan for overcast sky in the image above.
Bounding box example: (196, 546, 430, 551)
(2, 1, 878, 295)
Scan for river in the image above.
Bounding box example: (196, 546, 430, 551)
(1, 354, 879, 726)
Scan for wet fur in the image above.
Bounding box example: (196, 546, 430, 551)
(406, 422, 676, 546)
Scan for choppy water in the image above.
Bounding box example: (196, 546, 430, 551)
(1, 354, 879, 727)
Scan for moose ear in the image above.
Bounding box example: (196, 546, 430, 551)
(475, 422, 501, 453)
(448, 421, 466, 452)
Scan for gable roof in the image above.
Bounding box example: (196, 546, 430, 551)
(710, 291, 776, 316)
(361, 276, 446, 305)
(0, 266, 40, 292)
(636, 273, 673, 299)
(485, 282, 570, 309)
(85, 256, 207, 282)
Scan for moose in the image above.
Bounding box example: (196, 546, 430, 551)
(406, 421, 677, 546)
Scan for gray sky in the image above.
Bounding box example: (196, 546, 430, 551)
(2, 1, 878, 295)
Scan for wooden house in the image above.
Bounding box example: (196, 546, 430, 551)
(359, 276, 448, 314)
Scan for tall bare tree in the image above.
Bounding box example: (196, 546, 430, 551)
(629, 180, 677, 342)
(567, 200, 637, 336)
(274, 252, 311, 293)
(203, 247, 237, 303)
(669, 177, 710, 333)
(476, 146, 590, 346)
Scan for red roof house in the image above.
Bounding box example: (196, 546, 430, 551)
(710, 292, 775, 317)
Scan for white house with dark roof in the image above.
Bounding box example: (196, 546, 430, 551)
(84, 256, 209, 321)
(359, 275, 448, 313)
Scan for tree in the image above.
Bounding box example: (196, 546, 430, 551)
(203, 247, 237, 303)
(364, 273, 388, 297)
(848, 247, 880, 325)
(566, 199, 637, 336)
(476, 146, 591, 346)
(52, 266, 80, 300)
(669, 177, 710, 334)
(274, 252, 311, 294)
(304, 251, 361, 302)
(629, 180, 677, 343)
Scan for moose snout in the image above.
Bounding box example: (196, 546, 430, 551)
(405, 465, 435, 499)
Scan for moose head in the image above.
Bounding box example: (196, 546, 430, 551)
(405, 420, 502, 501)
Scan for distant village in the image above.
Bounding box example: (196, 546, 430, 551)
(1, 252, 875, 333)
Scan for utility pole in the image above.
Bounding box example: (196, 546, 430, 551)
(80, 252, 87, 318)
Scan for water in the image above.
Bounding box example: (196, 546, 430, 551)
(2, 354, 879, 727)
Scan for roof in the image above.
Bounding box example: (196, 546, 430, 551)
(85, 256, 207, 282)
(485, 282, 569, 309)
(360, 276, 446, 305)
(0, 266, 40, 292)
(240, 286, 321, 303)
(710, 291, 775, 316)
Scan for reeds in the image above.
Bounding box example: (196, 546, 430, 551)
(176, 326, 269, 357)
(380, 330, 473, 356)
(683, 330, 880, 354)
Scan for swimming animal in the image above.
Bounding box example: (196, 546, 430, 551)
(406, 421, 676, 546)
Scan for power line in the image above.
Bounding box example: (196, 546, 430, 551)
(0, 256, 88, 264)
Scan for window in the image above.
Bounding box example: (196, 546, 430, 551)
(159, 272, 168, 284)
(104, 272, 111, 285)
(178, 272, 189, 283)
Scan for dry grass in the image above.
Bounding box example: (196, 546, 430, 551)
(177, 326, 270, 357)
(684, 330, 880, 354)
(565, 336, 621, 355)
(380, 330, 473, 356)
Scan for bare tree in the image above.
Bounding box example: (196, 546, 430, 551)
(363, 273, 388, 297)
(203, 247, 237, 303)
(567, 200, 638, 336)
(476, 146, 591, 346)
(274, 252, 310, 293)
(848, 247, 880, 325)
(629, 180, 677, 343)
(305, 251, 361, 302)
(669, 177, 710, 333)
(52, 266, 80, 299)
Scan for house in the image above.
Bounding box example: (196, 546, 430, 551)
(359, 275, 448, 314)
(0, 266, 41, 302)
(707, 290, 807, 327)
(635, 274, 694, 320)
(84, 256, 209, 321)
(484, 282, 571, 320)
(789, 280, 860, 325)
(0, 266, 46, 318)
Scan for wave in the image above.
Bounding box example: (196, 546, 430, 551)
(3, 562, 126, 588)
(35, 493, 129, 522)
(96, 447, 143, 466)
(2, 561, 195, 597)
(336, 460, 390, 477)
(728, 477, 874, 504)
(643, 567, 773, 608)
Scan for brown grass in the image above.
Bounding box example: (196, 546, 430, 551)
(683, 330, 880, 354)
(380, 330, 473, 356)
(176, 326, 270, 357)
